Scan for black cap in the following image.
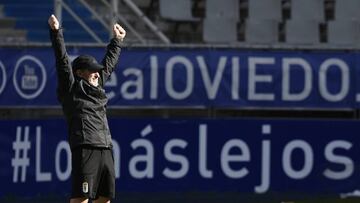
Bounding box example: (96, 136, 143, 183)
(72, 55, 104, 71)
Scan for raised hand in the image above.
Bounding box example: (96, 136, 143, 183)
(48, 14, 60, 30)
(113, 24, 126, 41)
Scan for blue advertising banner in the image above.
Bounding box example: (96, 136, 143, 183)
(1, 118, 360, 199)
(0, 47, 360, 108)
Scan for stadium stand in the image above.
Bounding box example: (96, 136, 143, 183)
(0, 0, 353, 47)
(0, 0, 109, 43)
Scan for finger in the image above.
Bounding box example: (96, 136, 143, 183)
(50, 14, 56, 21)
(118, 26, 125, 34)
(114, 24, 124, 31)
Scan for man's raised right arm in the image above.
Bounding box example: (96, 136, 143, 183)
(48, 14, 74, 93)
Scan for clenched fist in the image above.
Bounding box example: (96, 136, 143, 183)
(48, 14, 59, 30)
(113, 24, 126, 41)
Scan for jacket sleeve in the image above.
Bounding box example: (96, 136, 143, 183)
(99, 38, 122, 87)
(49, 28, 74, 98)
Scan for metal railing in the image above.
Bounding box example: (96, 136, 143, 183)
(53, 0, 170, 45)
(62, 1, 104, 43)
(98, 0, 148, 44)
(121, 0, 170, 44)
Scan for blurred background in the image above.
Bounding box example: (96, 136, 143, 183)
(1, 0, 360, 202)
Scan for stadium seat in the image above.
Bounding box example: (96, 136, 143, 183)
(245, 0, 281, 44)
(248, 0, 282, 21)
(328, 0, 360, 46)
(333, 0, 360, 21)
(286, 20, 320, 44)
(203, 18, 238, 43)
(328, 20, 360, 46)
(245, 19, 279, 44)
(159, 0, 199, 21)
(159, 0, 200, 42)
(205, 0, 239, 20)
(202, 0, 239, 43)
(290, 0, 325, 22)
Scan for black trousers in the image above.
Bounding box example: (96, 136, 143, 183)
(71, 147, 115, 200)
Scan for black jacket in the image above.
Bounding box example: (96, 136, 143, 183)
(50, 29, 122, 149)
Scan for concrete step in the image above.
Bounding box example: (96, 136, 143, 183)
(0, 28, 27, 43)
(0, 5, 4, 17)
(0, 28, 26, 36)
(0, 17, 16, 29)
